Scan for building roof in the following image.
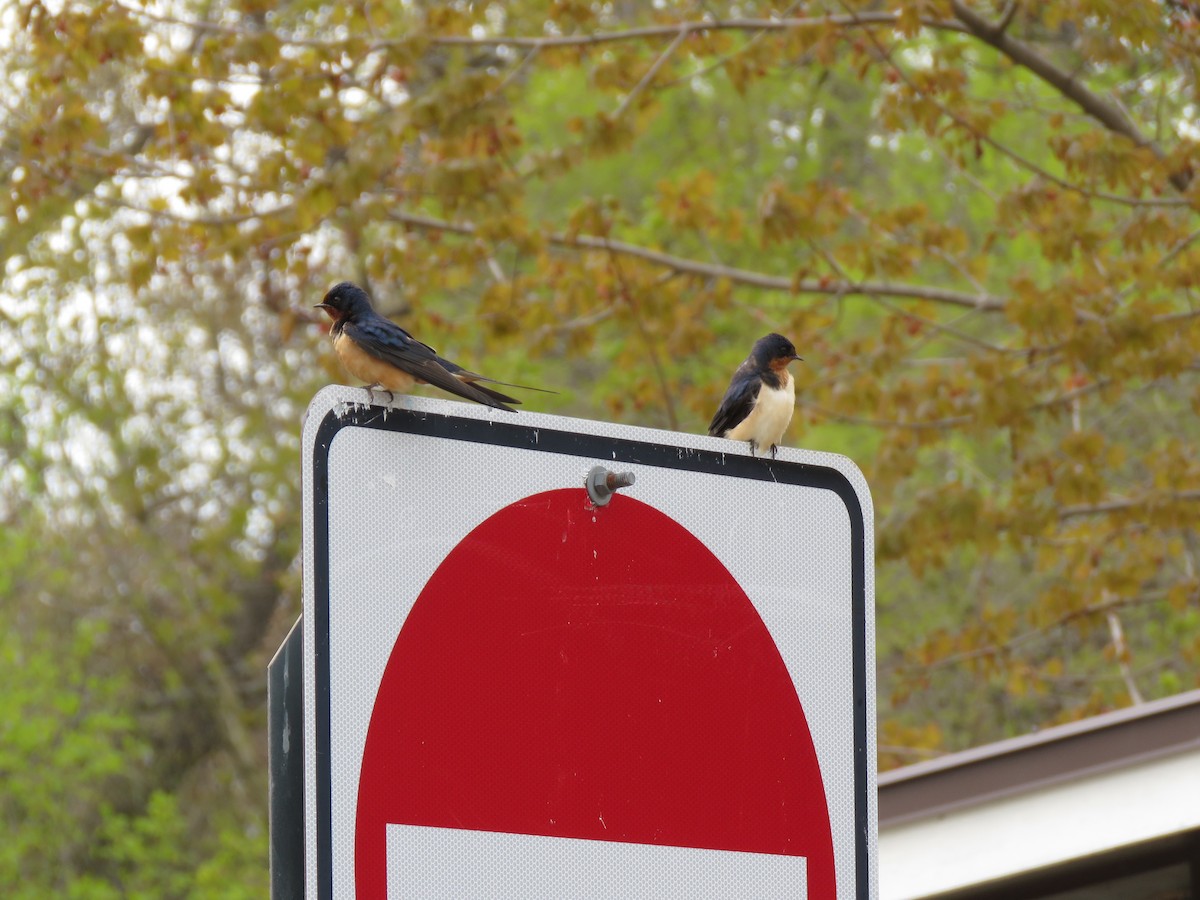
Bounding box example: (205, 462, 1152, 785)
(878, 689, 1200, 899)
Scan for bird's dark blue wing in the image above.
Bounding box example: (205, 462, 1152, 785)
(343, 315, 517, 411)
(708, 362, 762, 437)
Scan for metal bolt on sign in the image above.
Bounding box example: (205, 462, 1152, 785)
(584, 466, 636, 506)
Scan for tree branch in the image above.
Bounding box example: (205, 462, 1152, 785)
(950, 0, 1192, 193)
(1105, 603, 1145, 704)
(868, 294, 1016, 353)
(112, 5, 966, 50)
(614, 28, 688, 119)
(1030, 376, 1111, 411)
(1159, 227, 1200, 270)
(889, 584, 1188, 676)
(842, 3, 1187, 208)
(1059, 489, 1200, 520)
(996, 0, 1020, 36)
(104, 199, 296, 227)
(385, 209, 1007, 311)
(426, 14, 967, 48)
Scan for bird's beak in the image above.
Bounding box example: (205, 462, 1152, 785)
(314, 303, 334, 317)
(792, 355, 803, 362)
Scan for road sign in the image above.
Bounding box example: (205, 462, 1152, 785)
(301, 386, 876, 899)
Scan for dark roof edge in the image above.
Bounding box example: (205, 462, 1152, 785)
(879, 688, 1200, 827)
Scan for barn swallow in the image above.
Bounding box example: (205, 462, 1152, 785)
(708, 333, 802, 458)
(315, 281, 549, 412)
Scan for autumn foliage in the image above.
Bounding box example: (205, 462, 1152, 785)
(2, 0, 1200, 891)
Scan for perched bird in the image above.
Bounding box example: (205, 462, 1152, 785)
(708, 333, 802, 458)
(315, 281, 546, 412)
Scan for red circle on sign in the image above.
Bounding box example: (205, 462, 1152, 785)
(355, 489, 836, 896)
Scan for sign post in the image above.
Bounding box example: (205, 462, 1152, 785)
(297, 386, 876, 898)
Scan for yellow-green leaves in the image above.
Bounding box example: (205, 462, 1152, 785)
(5, 0, 1200, 852)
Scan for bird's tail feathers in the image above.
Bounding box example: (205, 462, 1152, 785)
(438, 359, 557, 395)
(476, 377, 557, 394)
(470, 382, 522, 407)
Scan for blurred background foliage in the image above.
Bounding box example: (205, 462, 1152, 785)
(3, 0, 1200, 892)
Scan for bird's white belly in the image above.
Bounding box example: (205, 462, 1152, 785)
(725, 379, 795, 452)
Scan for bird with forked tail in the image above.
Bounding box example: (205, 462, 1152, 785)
(315, 281, 551, 412)
(708, 333, 802, 458)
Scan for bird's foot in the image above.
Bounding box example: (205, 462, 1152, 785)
(770, 444, 779, 459)
(365, 384, 394, 405)
(748, 439, 759, 457)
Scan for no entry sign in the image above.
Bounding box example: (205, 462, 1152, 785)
(301, 386, 877, 899)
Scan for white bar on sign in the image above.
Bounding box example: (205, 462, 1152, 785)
(386, 823, 807, 899)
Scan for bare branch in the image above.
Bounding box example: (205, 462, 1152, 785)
(112, 4, 966, 51)
(996, 0, 1020, 36)
(96, 196, 296, 227)
(1059, 489, 1200, 520)
(977, 140, 1184, 208)
(614, 28, 688, 119)
(564, 231, 1129, 315)
(867, 294, 1016, 354)
(1031, 376, 1112, 411)
(474, 45, 542, 109)
(888, 585, 1189, 676)
(1153, 308, 1200, 327)
(426, 15, 968, 48)
(660, 0, 809, 89)
(842, 3, 1188, 208)
(528, 305, 616, 343)
(950, 0, 1192, 193)
(384, 209, 1007, 311)
(1105, 604, 1145, 704)
(1160, 227, 1200, 270)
